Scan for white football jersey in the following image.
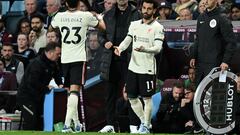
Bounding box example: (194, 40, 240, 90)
(119, 20, 164, 75)
(51, 11, 98, 63)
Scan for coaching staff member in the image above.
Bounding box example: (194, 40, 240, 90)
(17, 42, 63, 130)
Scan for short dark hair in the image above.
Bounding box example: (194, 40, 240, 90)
(45, 42, 61, 52)
(16, 17, 30, 34)
(142, 0, 159, 9)
(2, 42, 14, 49)
(66, 0, 79, 8)
(31, 13, 45, 23)
(231, 3, 240, 10)
(17, 33, 29, 41)
(185, 83, 196, 92)
(80, 0, 91, 11)
(173, 81, 184, 89)
(47, 28, 60, 39)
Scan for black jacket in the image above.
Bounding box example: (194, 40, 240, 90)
(193, 7, 236, 65)
(156, 93, 185, 133)
(99, 3, 141, 80)
(180, 100, 195, 125)
(100, 4, 141, 47)
(17, 53, 62, 104)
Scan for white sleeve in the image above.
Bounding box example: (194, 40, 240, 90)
(87, 12, 99, 28)
(118, 35, 133, 52)
(143, 40, 163, 53)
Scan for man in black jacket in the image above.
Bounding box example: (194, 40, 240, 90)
(153, 82, 185, 133)
(99, 0, 141, 133)
(17, 42, 63, 130)
(190, 0, 236, 85)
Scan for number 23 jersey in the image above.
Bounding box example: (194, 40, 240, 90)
(51, 11, 98, 63)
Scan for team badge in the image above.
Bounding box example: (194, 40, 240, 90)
(209, 19, 217, 28)
(147, 28, 152, 33)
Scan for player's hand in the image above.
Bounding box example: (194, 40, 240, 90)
(64, 87, 70, 91)
(104, 41, 113, 49)
(134, 46, 145, 52)
(90, 11, 98, 16)
(190, 59, 195, 68)
(185, 120, 193, 127)
(114, 46, 121, 56)
(91, 11, 103, 20)
(48, 85, 54, 89)
(220, 62, 228, 71)
(58, 84, 64, 88)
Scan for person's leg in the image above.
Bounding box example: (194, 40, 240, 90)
(63, 62, 84, 132)
(99, 84, 118, 131)
(71, 62, 85, 131)
(20, 102, 38, 130)
(115, 97, 130, 133)
(195, 64, 204, 87)
(195, 63, 216, 86)
(131, 97, 152, 134)
(142, 97, 152, 128)
(126, 71, 146, 132)
(99, 60, 124, 133)
(106, 81, 118, 126)
(128, 100, 141, 133)
(138, 74, 155, 133)
(69, 86, 81, 131)
(62, 63, 73, 131)
(193, 63, 215, 133)
(128, 98, 145, 124)
(63, 92, 74, 130)
(63, 89, 80, 132)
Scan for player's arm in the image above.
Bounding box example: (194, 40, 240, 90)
(96, 14, 106, 31)
(90, 12, 106, 31)
(135, 26, 164, 54)
(135, 39, 163, 54)
(114, 35, 132, 56)
(136, 39, 163, 53)
(114, 22, 134, 56)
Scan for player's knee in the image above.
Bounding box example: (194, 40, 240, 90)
(128, 98, 139, 104)
(68, 90, 79, 96)
(143, 98, 152, 107)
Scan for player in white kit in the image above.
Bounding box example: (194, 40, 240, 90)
(51, 0, 105, 132)
(114, 0, 164, 133)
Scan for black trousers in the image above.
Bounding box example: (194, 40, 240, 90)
(116, 98, 140, 132)
(20, 101, 43, 130)
(195, 63, 217, 86)
(105, 60, 128, 126)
